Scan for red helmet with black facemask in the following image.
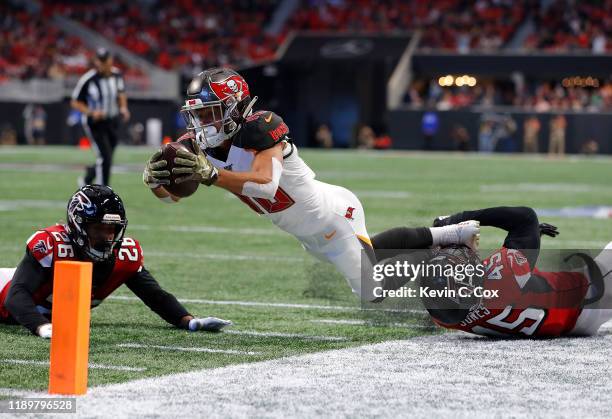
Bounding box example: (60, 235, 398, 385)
(181, 68, 257, 149)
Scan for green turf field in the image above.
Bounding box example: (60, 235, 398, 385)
(1, 146, 611, 391)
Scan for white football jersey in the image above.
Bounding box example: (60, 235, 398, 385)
(206, 142, 339, 237)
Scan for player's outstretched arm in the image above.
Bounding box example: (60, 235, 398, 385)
(435, 206, 541, 266)
(214, 143, 284, 199)
(5, 252, 53, 338)
(124, 268, 232, 332)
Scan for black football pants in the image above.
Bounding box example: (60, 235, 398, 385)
(82, 117, 119, 186)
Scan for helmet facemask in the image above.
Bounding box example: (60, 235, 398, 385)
(181, 97, 240, 149)
(66, 187, 127, 262)
(83, 216, 127, 261)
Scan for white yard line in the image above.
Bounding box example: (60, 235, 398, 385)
(0, 359, 145, 372)
(480, 183, 612, 193)
(107, 295, 427, 314)
(130, 224, 283, 236)
(353, 190, 412, 199)
(0, 200, 66, 212)
(224, 330, 348, 342)
(116, 343, 261, 356)
(311, 319, 435, 329)
(144, 251, 305, 263)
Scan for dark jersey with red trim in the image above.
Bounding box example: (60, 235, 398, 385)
(0, 224, 189, 333)
(23, 224, 143, 310)
(433, 247, 589, 337)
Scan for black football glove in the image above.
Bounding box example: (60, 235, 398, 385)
(539, 223, 559, 238)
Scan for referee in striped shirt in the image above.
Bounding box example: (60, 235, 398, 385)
(71, 48, 130, 186)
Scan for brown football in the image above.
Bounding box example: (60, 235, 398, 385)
(161, 139, 200, 198)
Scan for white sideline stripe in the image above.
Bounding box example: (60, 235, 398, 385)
(117, 343, 261, 356)
(0, 387, 40, 397)
(311, 319, 435, 329)
(225, 330, 348, 342)
(107, 295, 428, 314)
(353, 190, 412, 199)
(145, 251, 305, 263)
(130, 224, 282, 236)
(0, 359, 146, 372)
(75, 331, 612, 417)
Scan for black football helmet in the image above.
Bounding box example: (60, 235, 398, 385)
(65, 185, 127, 262)
(181, 67, 257, 149)
(420, 245, 484, 325)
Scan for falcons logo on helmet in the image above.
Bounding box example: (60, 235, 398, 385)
(68, 191, 96, 220)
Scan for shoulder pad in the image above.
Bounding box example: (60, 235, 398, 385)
(26, 230, 55, 268)
(28, 225, 77, 267)
(233, 111, 290, 151)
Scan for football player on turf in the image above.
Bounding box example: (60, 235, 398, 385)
(142, 68, 480, 301)
(421, 206, 612, 337)
(0, 185, 231, 338)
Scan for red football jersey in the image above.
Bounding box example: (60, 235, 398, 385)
(433, 247, 590, 337)
(0, 224, 143, 317)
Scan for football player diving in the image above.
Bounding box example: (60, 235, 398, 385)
(142, 68, 480, 302)
(420, 206, 612, 338)
(0, 185, 231, 338)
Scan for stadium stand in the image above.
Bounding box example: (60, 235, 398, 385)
(405, 78, 612, 111)
(289, 0, 530, 52)
(0, 2, 143, 82)
(523, 0, 611, 53)
(46, 0, 282, 71)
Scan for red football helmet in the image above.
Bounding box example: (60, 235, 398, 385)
(181, 68, 257, 148)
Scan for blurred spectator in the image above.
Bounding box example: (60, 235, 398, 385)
(478, 118, 496, 152)
(548, 114, 567, 155)
(494, 114, 518, 152)
(580, 138, 599, 155)
(127, 122, 145, 145)
(22, 104, 47, 145)
(314, 124, 334, 148)
(407, 78, 612, 112)
(523, 115, 540, 153)
(421, 111, 439, 150)
(451, 124, 470, 151)
(0, 124, 17, 145)
(355, 124, 376, 149)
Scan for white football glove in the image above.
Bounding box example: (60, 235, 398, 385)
(37, 323, 52, 339)
(188, 317, 232, 332)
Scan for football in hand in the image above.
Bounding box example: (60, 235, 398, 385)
(161, 139, 200, 198)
